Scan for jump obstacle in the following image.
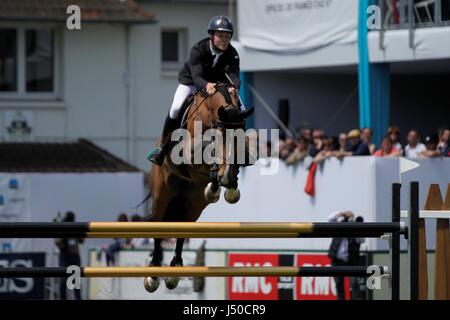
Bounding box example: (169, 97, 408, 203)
(0, 182, 422, 300)
(0, 266, 388, 278)
(0, 221, 406, 238)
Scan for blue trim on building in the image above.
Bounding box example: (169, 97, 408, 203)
(358, 0, 373, 129)
(358, 0, 391, 146)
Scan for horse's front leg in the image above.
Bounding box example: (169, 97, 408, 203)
(172, 238, 185, 266)
(151, 238, 163, 266)
(223, 164, 241, 204)
(144, 238, 163, 293)
(165, 238, 185, 290)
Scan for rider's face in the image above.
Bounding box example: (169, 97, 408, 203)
(212, 31, 232, 51)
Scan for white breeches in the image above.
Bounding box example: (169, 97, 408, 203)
(169, 84, 246, 120)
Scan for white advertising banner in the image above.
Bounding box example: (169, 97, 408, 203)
(0, 174, 31, 252)
(237, 0, 358, 52)
(0, 174, 30, 222)
(88, 249, 226, 300)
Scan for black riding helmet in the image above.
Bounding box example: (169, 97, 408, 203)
(207, 15, 234, 38)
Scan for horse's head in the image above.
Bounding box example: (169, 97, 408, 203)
(200, 83, 254, 203)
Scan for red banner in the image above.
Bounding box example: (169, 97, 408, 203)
(227, 252, 350, 300)
(228, 253, 279, 300)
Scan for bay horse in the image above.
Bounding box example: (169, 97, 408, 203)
(144, 83, 254, 292)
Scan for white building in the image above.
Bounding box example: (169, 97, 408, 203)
(0, 0, 229, 172)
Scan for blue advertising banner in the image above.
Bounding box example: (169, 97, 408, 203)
(0, 252, 46, 299)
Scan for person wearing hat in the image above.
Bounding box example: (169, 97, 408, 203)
(419, 134, 441, 158)
(146, 15, 246, 166)
(337, 129, 370, 158)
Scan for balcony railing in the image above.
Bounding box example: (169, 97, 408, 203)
(378, 0, 450, 30)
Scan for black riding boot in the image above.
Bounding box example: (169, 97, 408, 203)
(146, 114, 178, 166)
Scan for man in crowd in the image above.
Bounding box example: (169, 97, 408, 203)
(404, 129, 426, 158)
(337, 129, 371, 158)
(309, 129, 325, 157)
(361, 128, 376, 155)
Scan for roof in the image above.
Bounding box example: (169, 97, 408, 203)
(0, 139, 141, 173)
(0, 0, 155, 24)
(141, 0, 227, 4)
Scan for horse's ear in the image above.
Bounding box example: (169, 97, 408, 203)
(218, 106, 227, 120)
(240, 107, 254, 119)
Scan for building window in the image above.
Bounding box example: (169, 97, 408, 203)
(0, 26, 59, 99)
(26, 29, 54, 92)
(0, 29, 17, 92)
(161, 29, 187, 72)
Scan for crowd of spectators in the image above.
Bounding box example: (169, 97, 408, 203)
(276, 125, 450, 166)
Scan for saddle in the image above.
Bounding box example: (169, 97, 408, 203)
(177, 93, 196, 129)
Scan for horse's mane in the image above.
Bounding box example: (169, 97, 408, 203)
(215, 83, 234, 105)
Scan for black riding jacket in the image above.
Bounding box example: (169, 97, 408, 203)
(178, 37, 241, 90)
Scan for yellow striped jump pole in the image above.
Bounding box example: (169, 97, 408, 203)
(85, 232, 301, 238)
(0, 266, 389, 278)
(0, 221, 407, 238)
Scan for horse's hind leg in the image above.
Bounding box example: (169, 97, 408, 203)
(144, 238, 163, 293)
(165, 238, 185, 290)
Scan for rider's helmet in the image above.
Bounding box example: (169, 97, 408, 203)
(207, 16, 234, 38)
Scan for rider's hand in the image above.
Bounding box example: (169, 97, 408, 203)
(228, 87, 237, 96)
(206, 82, 216, 95)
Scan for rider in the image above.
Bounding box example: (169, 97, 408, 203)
(146, 15, 245, 166)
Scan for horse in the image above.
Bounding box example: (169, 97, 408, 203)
(144, 83, 254, 292)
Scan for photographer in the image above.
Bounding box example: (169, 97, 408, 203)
(327, 211, 365, 300)
(54, 211, 84, 300)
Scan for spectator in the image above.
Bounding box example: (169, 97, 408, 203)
(337, 129, 371, 158)
(349, 216, 366, 300)
(374, 136, 401, 157)
(309, 129, 325, 157)
(106, 213, 129, 266)
(338, 133, 347, 152)
(361, 128, 376, 155)
(285, 136, 310, 165)
(443, 143, 450, 157)
(54, 211, 83, 300)
(419, 134, 441, 158)
(328, 211, 365, 300)
(387, 126, 403, 153)
(279, 138, 297, 161)
(312, 137, 336, 164)
(404, 130, 426, 158)
(300, 127, 313, 144)
(437, 127, 449, 155)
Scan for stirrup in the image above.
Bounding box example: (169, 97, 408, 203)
(146, 145, 165, 166)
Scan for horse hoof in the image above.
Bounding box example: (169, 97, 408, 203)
(204, 182, 220, 203)
(165, 276, 180, 290)
(143, 277, 160, 293)
(224, 188, 240, 204)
